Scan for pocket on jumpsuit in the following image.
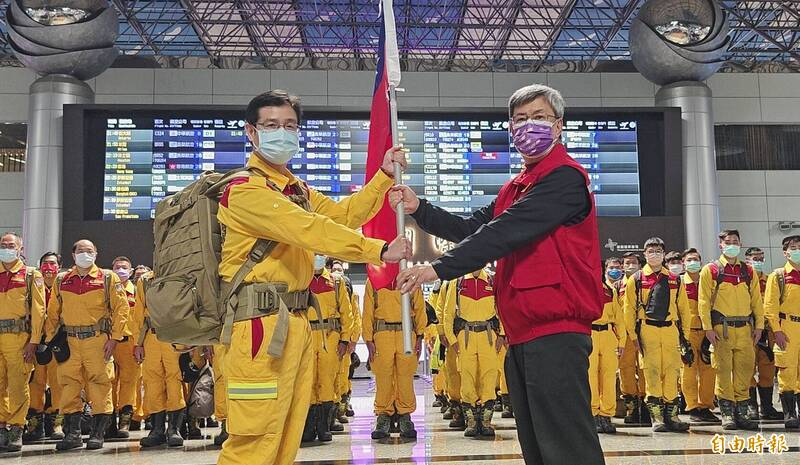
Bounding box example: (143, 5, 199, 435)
(227, 376, 280, 436)
(773, 343, 788, 369)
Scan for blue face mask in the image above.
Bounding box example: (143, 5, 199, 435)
(0, 248, 19, 264)
(313, 255, 326, 271)
(723, 244, 740, 258)
(684, 261, 702, 273)
(749, 261, 764, 273)
(789, 250, 800, 264)
(607, 269, 623, 281)
(255, 128, 299, 164)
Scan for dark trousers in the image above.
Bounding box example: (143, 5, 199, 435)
(506, 332, 605, 465)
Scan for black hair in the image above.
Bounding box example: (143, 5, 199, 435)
(783, 235, 800, 251)
(719, 229, 740, 241)
(744, 247, 763, 257)
(682, 248, 701, 261)
(643, 237, 665, 251)
(665, 251, 683, 263)
(604, 256, 622, 267)
(39, 252, 62, 267)
(245, 90, 302, 125)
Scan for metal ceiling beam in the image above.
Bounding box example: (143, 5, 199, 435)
(720, 3, 800, 61)
(234, 0, 270, 62)
(490, 0, 524, 62)
(291, 0, 314, 60)
(533, 0, 578, 71)
(111, 0, 161, 54)
(588, 0, 639, 61)
(178, 0, 219, 64)
(445, 0, 470, 70)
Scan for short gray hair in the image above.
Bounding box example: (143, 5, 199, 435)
(508, 84, 565, 119)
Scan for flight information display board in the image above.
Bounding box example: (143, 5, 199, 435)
(103, 116, 641, 220)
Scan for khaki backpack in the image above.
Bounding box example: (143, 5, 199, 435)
(146, 167, 292, 346)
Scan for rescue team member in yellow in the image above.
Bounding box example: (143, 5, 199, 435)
(329, 261, 359, 424)
(0, 233, 45, 452)
(439, 280, 465, 428)
(210, 344, 228, 446)
(699, 229, 764, 431)
(426, 281, 448, 411)
(216, 91, 410, 465)
(744, 247, 782, 421)
(362, 277, 425, 440)
(765, 235, 800, 430)
(618, 252, 649, 425)
(25, 252, 65, 443)
(590, 257, 626, 434)
(679, 248, 720, 423)
(106, 256, 141, 439)
(624, 237, 691, 433)
(441, 268, 505, 438)
(301, 255, 354, 443)
(132, 271, 186, 448)
(45, 239, 131, 451)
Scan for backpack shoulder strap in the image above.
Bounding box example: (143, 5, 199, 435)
(633, 270, 643, 309)
(24, 266, 35, 315)
(102, 270, 114, 313)
(709, 261, 725, 311)
(776, 268, 786, 305)
(333, 276, 341, 314)
(54, 271, 68, 306)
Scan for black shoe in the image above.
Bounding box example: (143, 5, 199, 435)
(317, 402, 333, 442)
(719, 399, 737, 430)
(623, 396, 640, 424)
(747, 387, 760, 421)
(663, 399, 689, 432)
(205, 418, 218, 428)
(646, 398, 667, 432)
(6, 426, 23, 452)
(23, 411, 45, 443)
(734, 401, 759, 431)
(115, 406, 133, 439)
(449, 403, 465, 430)
(129, 420, 142, 431)
(87, 414, 112, 450)
(186, 415, 202, 440)
(55, 414, 84, 451)
(758, 386, 783, 420)
(464, 405, 479, 437)
(432, 396, 443, 408)
(479, 404, 496, 437)
(639, 397, 652, 425)
(699, 408, 721, 423)
(139, 411, 166, 448)
(598, 415, 616, 434)
(49, 414, 65, 440)
(780, 392, 799, 429)
(103, 412, 118, 440)
(166, 410, 185, 447)
(389, 414, 400, 434)
(398, 414, 417, 439)
(594, 415, 602, 433)
(213, 420, 228, 446)
(501, 394, 514, 419)
(371, 414, 391, 440)
(302, 406, 318, 442)
(330, 402, 345, 433)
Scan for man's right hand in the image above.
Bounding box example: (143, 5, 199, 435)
(451, 341, 460, 355)
(134, 346, 145, 364)
(382, 237, 412, 263)
(775, 330, 789, 351)
(389, 185, 420, 215)
(366, 341, 376, 363)
(706, 330, 719, 346)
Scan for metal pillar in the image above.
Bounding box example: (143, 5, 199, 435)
(23, 74, 94, 262)
(656, 81, 720, 260)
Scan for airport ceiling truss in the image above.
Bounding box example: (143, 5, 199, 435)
(0, 0, 798, 71)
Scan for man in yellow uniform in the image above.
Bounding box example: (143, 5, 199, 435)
(330, 261, 359, 424)
(427, 281, 449, 413)
(624, 237, 692, 432)
(679, 248, 719, 423)
(618, 252, 649, 425)
(699, 230, 763, 431)
(591, 258, 626, 434)
(765, 235, 800, 430)
(301, 255, 354, 442)
(0, 233, 46, 452)
(363, 277, 425, 440)
(45, 239, 130, 451)
(106, 256, 140, 439)
(25, 252, 64, 443)
(442, 268, 504, 437)
(216, 91, 409, 465)
(132, 272, 186, 447)
(744, 247, 782, 421)
(440, 280, 465, 428)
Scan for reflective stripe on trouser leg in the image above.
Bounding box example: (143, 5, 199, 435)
(217, 312, 313, 465)
(0, 333, 34, 425)
(712, 324, 756, 402)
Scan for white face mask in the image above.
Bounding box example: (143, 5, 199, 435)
(0, 248, 19, 264)
(313, 255, 326, 271)
(331, 271, 344, 279)
(645, 253, 664, 267)
(668, 264, 684, 275)
(75, 252, 96, 269)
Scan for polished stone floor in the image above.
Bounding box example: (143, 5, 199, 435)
(5, 378, 798, 464)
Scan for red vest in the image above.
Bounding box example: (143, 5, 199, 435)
(493, 144, 603, 345)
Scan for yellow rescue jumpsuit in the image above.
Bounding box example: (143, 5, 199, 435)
(624, 265, 691, 402)
(213, 344, 227, 423)
(698, 256, 764, 402)
(617, 276, 646, 399)
(45, 266, 129, 415)
(589, 282, 626, 417)
(765, 262, 800, 394)
(442, 270, 502, 407)
(112, 280, 140, 414)
(335, 292, 361, 401)
(362, 281, 426, 416)
(0, 261, 45, 426)
(132, 273, 185, 414)
(309, 270, 354, 404)
(29, 283, 61, 415)
(425, 286, 446, 397)
(680, 272, 716, 411)
(216, 155, 391, 465)
(439, 280, 461, 403)
(753, 273, 777, 389)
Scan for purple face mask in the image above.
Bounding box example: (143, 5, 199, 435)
(511, 119, 557, 157)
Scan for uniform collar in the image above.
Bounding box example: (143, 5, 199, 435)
(511, 143, 567, 189)
(719, 255, 741, 267)
(247, 152, 299, 192)
(682, 272, 698, 285)
(1, 259, 24, 273)
(642, 264, 668, 277)
(785, 261, 799, 275)
(68, 264, 100, 278)
(123, 280, 135, 293)
(463, 269, 489, 282)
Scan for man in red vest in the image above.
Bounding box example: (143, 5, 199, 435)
(392, 84, 605, 465)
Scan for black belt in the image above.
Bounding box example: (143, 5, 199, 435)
(644, 320, 673, 328)
(591, 324, 609, 331)
(780, 312, 800, 323)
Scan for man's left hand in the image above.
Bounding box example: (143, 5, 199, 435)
(752, 329, 763, 346)
(23, 343, 37, 363)
(495, 335, 507, 353)
(397, 264, 439, 294)
(337, 341, 348, 359)
(380, 146, 408, 178)
(104, 339, 118, 361)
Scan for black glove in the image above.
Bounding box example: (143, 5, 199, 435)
(680, 339, 694, 367)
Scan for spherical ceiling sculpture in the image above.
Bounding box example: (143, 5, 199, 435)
(4, 0, 119, 81)
(630, 0, 729, 86)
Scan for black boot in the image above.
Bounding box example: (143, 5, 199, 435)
(329, 401, 344, 432)
(759, 386, 783, 420)
(213, 420, 228, 446)
(6, 426, 23, 453)
(432, 395, 443, 408)
(719, 399, 737, 430)
(398, 413, 417, 439)
(139, 411, 166, 448)
(205, 418, 218, 428)
(317, 402, 333, 442)
(639, 396, 651, 425)
(371, 414, 391, 440)
(104, 412, 118, 439)
(23, 411, 45, 443)
(443, 400, 455, 419)
(49, 413, 65, 440)
(493, 397, 503, 413)
(389, 414, 400, 433)
(87, 414, 112, 450)
(480, 403, 496, 437)
(345, 391, 355, 417)
(780, 392, 799, 429)
(747, 387, 760, 421)
(501, 394, 514, 419)
(646, 398, 667, 432)
(115, 405, 133, 439)
(129, 419, 142, 431)
(167, 410, 185, 447)
(336, 401, 349, 424)
(735, 401, 760, 431)
(449, 403, 465, 429)
(55, 414, 84, 451)
(598, 415, 616, 434)
(43, 413, 55, 438)
(301, 406, 318, 442)
(623, 395, 639, 424)
(186, 415, 202, 439)
(663, 399, 689, 432)
(463, 405, 478, 437)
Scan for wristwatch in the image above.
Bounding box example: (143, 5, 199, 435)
(380, 243, 389, 260)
